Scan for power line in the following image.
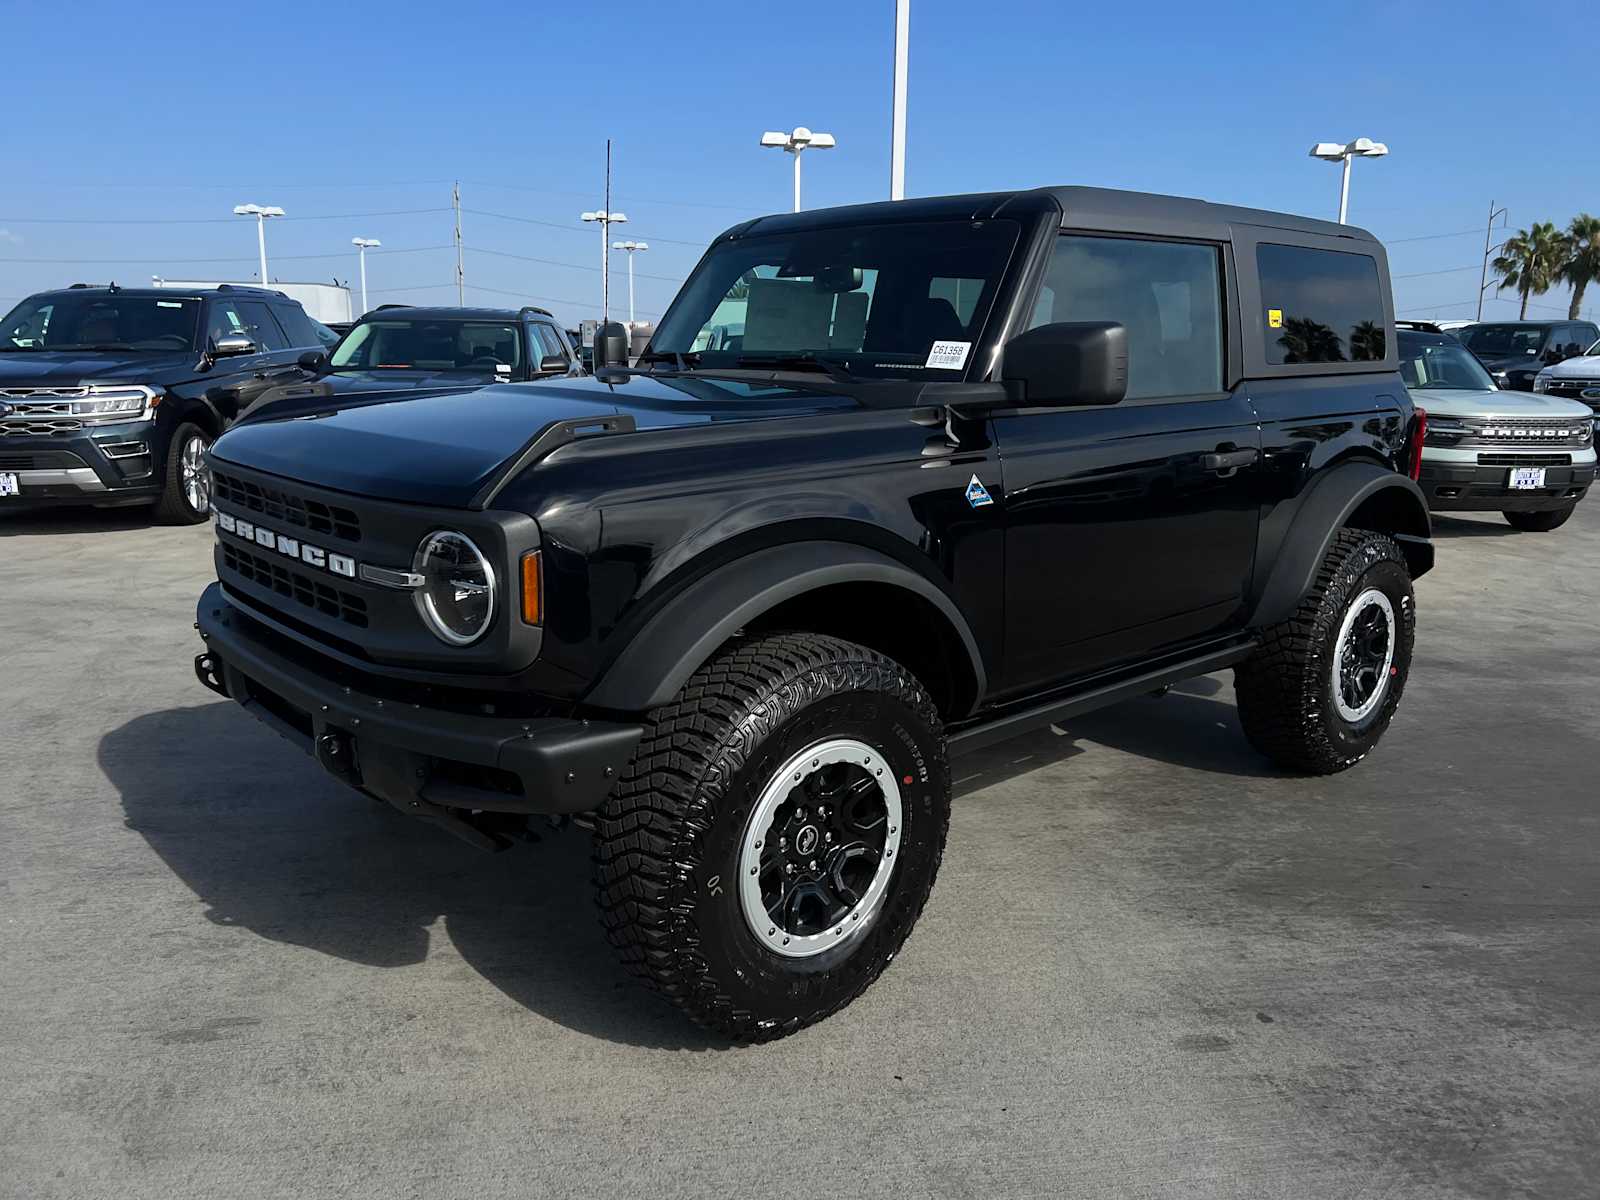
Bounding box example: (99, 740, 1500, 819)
(0, 208, 452, 226)
(0, 244, 453, 266)
(464, 207, 708, 247)
(1385, 227, 1486, 245)
(465, 244, 685, 283)
(460, 178, 761, 214)
(1393, 265, 1480, 280)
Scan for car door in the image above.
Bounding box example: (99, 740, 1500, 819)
(203, 299, 296, 422)
(994, 232, 1260, 695)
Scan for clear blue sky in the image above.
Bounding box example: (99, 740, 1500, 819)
(3, 0, 1593, 329)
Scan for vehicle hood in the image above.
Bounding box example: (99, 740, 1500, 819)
(210, 371, 861, 507)
(1540, 353, 1600, 379)
(1409, 385, 1592, 421)
(0, 349, 197, 388)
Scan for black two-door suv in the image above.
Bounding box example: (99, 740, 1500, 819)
(192, 187, 1433, 1040)
(0, 284, 327, 522)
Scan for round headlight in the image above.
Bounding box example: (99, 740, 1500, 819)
(412, 530, 496, 646)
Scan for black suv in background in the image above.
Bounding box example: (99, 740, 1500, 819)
(236, 305, 582, 423)
(0, 284, 326, 522)
(1457, 320, 1600, 390)
(193, 187, 1432, 1039)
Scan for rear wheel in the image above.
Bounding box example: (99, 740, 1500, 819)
(1503, 504, 1575, 532)
(593, 632, 950, 1041)
(152, 423, 212, 525)
(1235, 528, 1415, 774)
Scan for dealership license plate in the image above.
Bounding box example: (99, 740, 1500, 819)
(0, 472, 18, 497)
(1509, 467, 1547, 490)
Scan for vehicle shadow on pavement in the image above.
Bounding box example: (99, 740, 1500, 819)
(99, 702, 726, 1052)
(1428, 514, 1522, 539)
(0, 507, 155, 537)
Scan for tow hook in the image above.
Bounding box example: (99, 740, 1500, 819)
(316, 730, 359, 783)
(193, 652, 228, 698)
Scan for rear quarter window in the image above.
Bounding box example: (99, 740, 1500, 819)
(1257, 244, 1387, 365)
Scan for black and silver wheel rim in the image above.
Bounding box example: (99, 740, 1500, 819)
(1332, 587, 1395, 723)
(738, 738, 903, 960)
(181, 433, 210, 514)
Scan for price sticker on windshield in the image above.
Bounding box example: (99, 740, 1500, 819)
(926, 340, 971, 370)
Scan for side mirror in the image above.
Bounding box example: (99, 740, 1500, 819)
(211, 334, 256, 359)
(297, 350, 328, 372)
(594, 321, 630, 368)
(537, 354, 568, 374)
(1002, 321, 1127, 407)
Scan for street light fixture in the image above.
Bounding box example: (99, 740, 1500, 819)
(760, 127, 836, 212)
(351, 238, 381, 317)
(581, 209, 628, 321)
(1309, 138, 1388, 225)
(232, 203, 285, 284)
(611, 240, 649, 328)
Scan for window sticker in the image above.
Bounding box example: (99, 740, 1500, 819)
(157, 301, 183, 308)
(926, 339, 971, 370)
(1267, 308, 1284, 329)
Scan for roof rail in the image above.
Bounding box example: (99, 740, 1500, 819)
(518, 305, 554, 319)
(374, 302, 412, 311)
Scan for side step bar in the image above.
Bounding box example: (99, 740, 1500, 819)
(948, 640, 1257, 756)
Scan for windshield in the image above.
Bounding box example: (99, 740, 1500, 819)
(650, 219, 1021, 378)
(329, 320, 523, 371)
(1398, 332, 1498, 391)
(1462, 325, 1546, 357)
(0, 294, 200, 352)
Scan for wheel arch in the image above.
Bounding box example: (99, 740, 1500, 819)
(582, 541, 988, 718)
(1250, 462, 1433, 629)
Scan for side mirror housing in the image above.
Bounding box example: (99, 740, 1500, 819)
(297, 350, 328, 372)
(594, 321, 630, 368)
(1002, 321, 1127, 407)
(211, 334, 256, 359)
(537, 354, 568, 374)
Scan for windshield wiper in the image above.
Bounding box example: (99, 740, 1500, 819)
(730, 352, 858, 383)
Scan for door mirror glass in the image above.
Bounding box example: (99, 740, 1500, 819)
(211, 334, 256, 359)
(1002, 322, 1127, 407)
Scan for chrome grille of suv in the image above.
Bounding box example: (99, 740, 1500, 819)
(211, 469, 362, 543)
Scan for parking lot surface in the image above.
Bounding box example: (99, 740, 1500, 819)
(2, 503, 1596, 1200)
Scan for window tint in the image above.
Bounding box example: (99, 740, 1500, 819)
(271, 303, 322, 349)
(1029, 235, 1223, 399)
(1257, 243, 1386, 365)
(534, 324, 568, 361)
(235, 301, 288, 350)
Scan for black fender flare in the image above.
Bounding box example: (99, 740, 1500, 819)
(583, 541, 988, 713)
(1250, 461, 1433, 628)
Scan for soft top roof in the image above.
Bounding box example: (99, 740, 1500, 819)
(720, 185, 1376, 246)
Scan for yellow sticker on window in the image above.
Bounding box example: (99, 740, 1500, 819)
(1267, 308, 1284, 329)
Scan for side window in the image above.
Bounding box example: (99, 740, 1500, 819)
(271, 303, 322, 349)
(1257, 244, 1386, 365)
(235, 301, 289, 350)
(534, 323, 568, 363)
(1029, 235, 1223, 399)
(206, 300, 246, 345)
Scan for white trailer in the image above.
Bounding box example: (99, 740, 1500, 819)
(151, 278, 354, 324)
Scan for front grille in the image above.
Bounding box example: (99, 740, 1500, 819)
(212, 469, 361, 543)
(1474, 418, 1583, 445)
(222, 542, 369, 629)
(1, 418, 82, 437)
(0, 387, 91, 402)
(1478, 453, 1573, 467)
(0, 450, 88, 471)
(1544, 378, 1599, 397)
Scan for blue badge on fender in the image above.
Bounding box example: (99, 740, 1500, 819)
(965, 474, 994, 508)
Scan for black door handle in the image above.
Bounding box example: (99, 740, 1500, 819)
(1201, 448, 1258, 473)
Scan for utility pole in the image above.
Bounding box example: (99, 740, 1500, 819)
(890, 0, 909, 200)
(1477, 200, 1509, 322)
(453, 181, 465, 305)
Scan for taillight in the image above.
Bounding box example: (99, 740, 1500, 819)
(1407, 407, 1426, 481)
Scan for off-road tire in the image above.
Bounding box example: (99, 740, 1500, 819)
(1503, 504, 1575, 533)
(152, 423, 212, 525)
(1235, 528, 1415, 775)
(593, 632, 951, 1042)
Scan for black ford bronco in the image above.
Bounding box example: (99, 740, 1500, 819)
(192, 187, 1433, 1040)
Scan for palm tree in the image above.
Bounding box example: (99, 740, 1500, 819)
(1558, 214, 1600, 320)
(1492, 222, 1566, 319)
(1349, 320, 1386, 362)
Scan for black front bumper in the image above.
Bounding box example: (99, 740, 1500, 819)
(1419, 459, 1594, 512)
(195, 583, 642, 840)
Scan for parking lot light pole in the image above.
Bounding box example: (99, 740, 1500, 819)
(351, 237, 380, 316)
(761, 127, 836, 212)
(1309, 139, 1388, 224)
(890, 0, 909, 200)
(232, 204, 285, 284)
(582, 210, 627, 320)
(611, 240, 648, 328)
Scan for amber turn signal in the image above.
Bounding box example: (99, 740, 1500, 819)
(520, 550, 543, 626)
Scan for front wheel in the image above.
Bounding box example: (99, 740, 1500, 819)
(1235, 529, 1416, 774)
(1503, 504, 1576, 533)
(152, 423, 213, 525)
(593, 632, 951, 1041)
